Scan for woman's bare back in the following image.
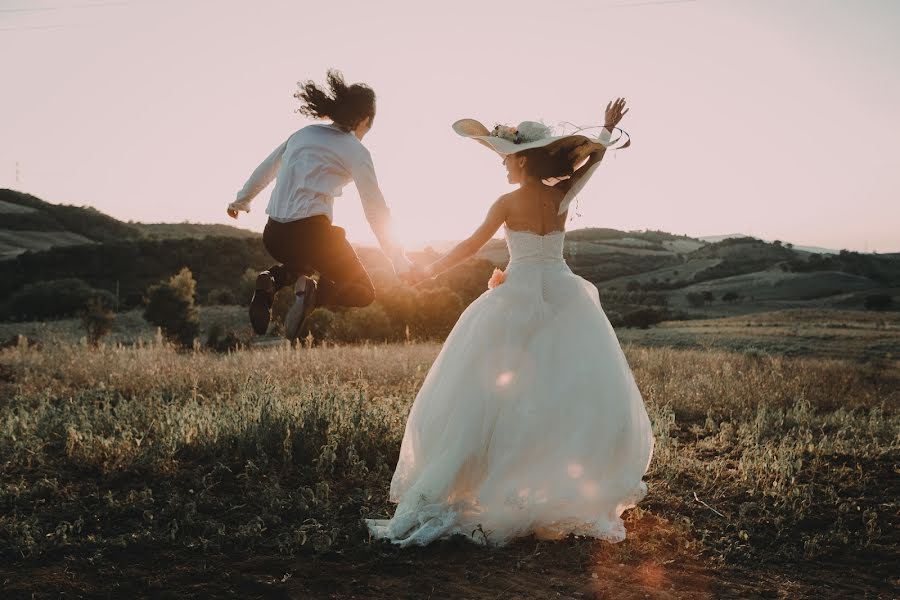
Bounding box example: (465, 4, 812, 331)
(502, 184, 567, 235)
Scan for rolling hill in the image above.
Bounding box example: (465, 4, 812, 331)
(1, 188, 897, 318)
(0, 189, 259, 260)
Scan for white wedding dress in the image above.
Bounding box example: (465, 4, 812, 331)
(367, 226, 655, 547)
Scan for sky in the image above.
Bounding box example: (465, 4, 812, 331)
(1, 0, 899, 252)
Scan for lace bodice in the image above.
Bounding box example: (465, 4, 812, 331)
(505, 226, 566, 263)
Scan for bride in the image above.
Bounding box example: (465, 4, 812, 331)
(367, 99, 654, 547)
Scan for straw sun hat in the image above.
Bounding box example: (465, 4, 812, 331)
(451, 119, 630, 157)
(452, 119, 631, 215)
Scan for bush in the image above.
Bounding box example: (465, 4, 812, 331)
(331, 305, 392, 343)
(205, 323, 243, 353)
(622, 307, 665, 329)
(413, 288, 465, 340)
(864, 294, 893, 311)
(687, 292, 705, 308)
(1, 278, 115, 321)
(206, 288, 237, 305)
(238, 268, 260, 306)
(300, 308, 336, 343)
(270, 286, 297, 331)
(80, 297, 116, 346)
(143, 268, 200, 348)
(722, 291, 740, 303)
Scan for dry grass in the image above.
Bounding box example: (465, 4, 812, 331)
(618, 308, 900, 361)
(0, 337, 897, 597)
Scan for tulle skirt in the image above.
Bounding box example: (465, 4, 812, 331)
(367, 257, 654, 546)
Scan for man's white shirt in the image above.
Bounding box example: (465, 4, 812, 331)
(229, 123, 410, 273)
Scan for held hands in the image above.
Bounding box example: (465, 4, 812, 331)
(604, 97, 628, 130)
(400, 262, 431, 287)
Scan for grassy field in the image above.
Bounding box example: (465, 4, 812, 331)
(0, 327, 897, 598)
(617, 309, 900, 362)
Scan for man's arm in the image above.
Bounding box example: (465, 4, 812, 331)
(422, 196, 507, 279)
(349, 149, 411, 273)
(227, 140, 288, 216)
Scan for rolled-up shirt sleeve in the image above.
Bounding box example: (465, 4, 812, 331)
(229, 140, 288, 213)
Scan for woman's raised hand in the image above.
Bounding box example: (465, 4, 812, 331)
(604, 98, 628, 129)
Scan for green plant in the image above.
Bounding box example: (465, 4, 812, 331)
(143, 268, 200, 348)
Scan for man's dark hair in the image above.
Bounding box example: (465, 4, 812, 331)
(295, 69, 376, 132)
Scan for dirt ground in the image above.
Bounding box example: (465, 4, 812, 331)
(2, 531, 895, 599)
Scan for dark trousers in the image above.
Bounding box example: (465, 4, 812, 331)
(262, 216, 375, 308)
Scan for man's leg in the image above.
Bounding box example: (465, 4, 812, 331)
(251, 219, 315, 336)
(312, 225, 376, 308)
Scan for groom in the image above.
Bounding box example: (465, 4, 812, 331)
(226, 70, 415, 340)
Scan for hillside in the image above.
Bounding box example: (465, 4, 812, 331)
(1, 189, 897, 318)
(0, 189, 259, 259)
(131, 222, 261, 240)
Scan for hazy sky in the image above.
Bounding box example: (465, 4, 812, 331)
(1, 0, 898, 252)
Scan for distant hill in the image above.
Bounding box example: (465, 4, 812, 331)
(1, 189, 897, 319)
(699, 233, 838, 255)
(0, 189, 259, 259)
(131, 222, 261, 240)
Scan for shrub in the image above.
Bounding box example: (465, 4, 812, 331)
(722, 291, 740, 303)
(622, 307, 665, 329)
(331, 305, 392, 343)
(1, 278, 115, 321)
(143, 268, 200, 348)
(687, 292, 705, 308)
(80, 296, 116, 346)
(411, 288, 465, 340)
(206, 288, 237, 305)
(238, 268, 260, 306)
(271, 287, 297, 331)
(864, 294, 893, 311)
(205, 323, 243, 353)
(300, 308, 336, 343)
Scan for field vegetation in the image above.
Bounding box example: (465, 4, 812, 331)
(0, 329, 896, 598)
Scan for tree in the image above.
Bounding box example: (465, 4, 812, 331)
(415, 288, 465, 339)
(144, 267, 200, 348)
(331, 304, 392, 343)
(701, 291, 715, 305)
(722, 291, 740, 303)
(80, 296, 116, 346)
(687, 292, 705, 308)
(2, 278, 114, 321)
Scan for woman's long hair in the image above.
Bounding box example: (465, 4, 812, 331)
(515, 136, 595, 179)
(294, 69, 376, 132)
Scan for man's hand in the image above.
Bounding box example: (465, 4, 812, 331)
(400, 262, 429, 286)
(604, 97, 629, 129)
(226, 207, 239, 219)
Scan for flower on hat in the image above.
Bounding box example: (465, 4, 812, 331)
(490, 125, 518, 143)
